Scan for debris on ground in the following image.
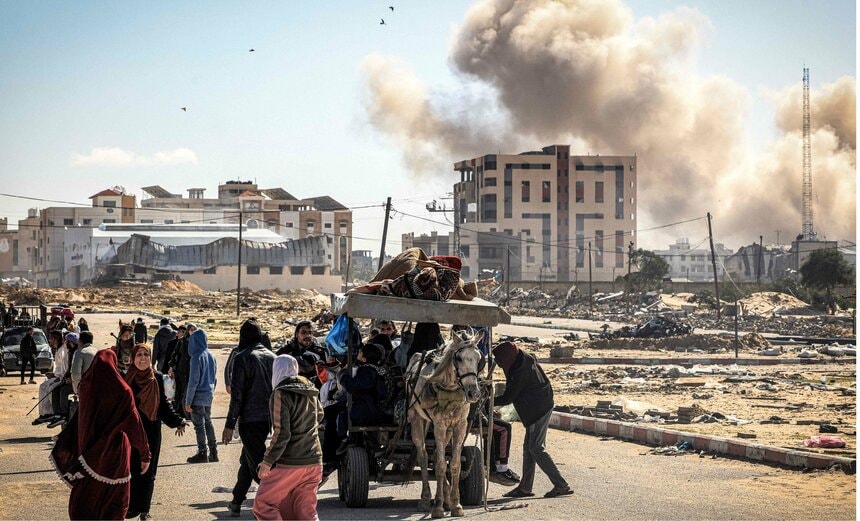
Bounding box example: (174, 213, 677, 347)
(804, 435, 847, 448)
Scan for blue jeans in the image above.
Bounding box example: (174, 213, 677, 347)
(190, 405, 217, 454)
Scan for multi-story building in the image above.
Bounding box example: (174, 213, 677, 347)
(654, 238, 733, 282)
(447, 145, 637, 282)
(140, 181, 352, 274)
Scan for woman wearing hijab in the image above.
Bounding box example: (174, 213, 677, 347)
(252, 355, 324, 521)
(50, 349, 152, 520)
(125, 344, 188, 520)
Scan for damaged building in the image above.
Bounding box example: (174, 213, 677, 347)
(63, 223, 342, 293)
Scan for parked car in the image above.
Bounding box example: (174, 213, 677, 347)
(0, 327, 53, 374)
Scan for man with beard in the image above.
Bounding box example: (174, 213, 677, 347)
(276, 321, 326, 379)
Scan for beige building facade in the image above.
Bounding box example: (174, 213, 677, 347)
(449, 145, 637, 282)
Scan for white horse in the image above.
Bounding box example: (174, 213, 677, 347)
(406, 329, 484, 518)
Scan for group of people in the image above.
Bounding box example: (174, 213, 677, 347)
(27, 312, 571, 521)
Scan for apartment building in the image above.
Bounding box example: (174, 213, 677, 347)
(449, 145, 637, 282)
(654, 238, 733, 282)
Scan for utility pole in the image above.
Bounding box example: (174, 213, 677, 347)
(626, 241, 634, 314)
(757, 235, 764, 285)
(707, 212, 721, 320)
(236, 211, 243, 317)
(588, 241, 593, 315)
(775, 230, 781, 248)
(506, 248, 511, 306)
(377, 197, 392, 272)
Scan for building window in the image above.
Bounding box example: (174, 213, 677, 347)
(307, 222, 315, 234)
(480, 194, 497, 222)
(103, 201, 116, 208)
(285, 222, 293, 228)
(63, 218, 73, 226)
(575, 181, 584, 203)
(595, 181, 604, 203)
(269, 266, 283, 275)
(203, 267, 216, 274)
(164, 219, 174, 224)
(140, 219, 153, 224)
(521, 181, 530, 202)
(324, 223, 332, 229)
(595, 230, 604, 268)
(484, 177, 497, 187)
(290, 266, 305, 275)
(461, 245, 470, 258)
(12, 240, 18, 265)
(247, 265, 260, 275)
(103, 219, 116, 224)
(311, 266, 326, 275)
(542, 181, 551, 202)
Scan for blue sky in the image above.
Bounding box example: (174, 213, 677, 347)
(0, 1, 855, 253)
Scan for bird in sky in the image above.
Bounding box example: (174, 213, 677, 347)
(380, 18, 385, 25)
(389, 5, 394, 10)
(249, 48, 255, 52)
(180, 107, 187, 112)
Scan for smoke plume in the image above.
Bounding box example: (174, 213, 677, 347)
(361, 0, 856, 247)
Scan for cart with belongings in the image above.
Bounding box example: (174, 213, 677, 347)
(329, 292, 511, 509)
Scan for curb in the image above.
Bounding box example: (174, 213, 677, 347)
(538, 357, 853, 366)
(549, 411, 856, 474)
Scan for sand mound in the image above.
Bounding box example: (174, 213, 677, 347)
(161, 280, 204, 294)
(739, 292, 816, 316)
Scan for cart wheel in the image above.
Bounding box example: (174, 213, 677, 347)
(459, 446, 484, 506)
(342, 446, 369, 508)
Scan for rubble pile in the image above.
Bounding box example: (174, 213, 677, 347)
(584, 333, 771, 353)
(738, 291, 819, 316)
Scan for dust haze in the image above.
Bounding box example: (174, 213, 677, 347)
(361, 0, 855, 248)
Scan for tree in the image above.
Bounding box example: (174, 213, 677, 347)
(624, 249, 669, 292)
(799, 249, 854, 314)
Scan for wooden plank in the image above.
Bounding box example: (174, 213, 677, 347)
(330, 293, 511, 325)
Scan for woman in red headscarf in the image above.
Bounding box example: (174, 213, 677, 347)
(50, 348, 152, 520)
(125, 344, 187, 520)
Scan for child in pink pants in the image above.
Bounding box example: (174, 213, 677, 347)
(253, 464, 322, 520)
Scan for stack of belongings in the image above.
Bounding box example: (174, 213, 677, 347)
(350, 248, 477, 302)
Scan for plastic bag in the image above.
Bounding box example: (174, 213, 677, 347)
(162, 374, 175, 400)
(324, 314, 361, 357)
(498, 404, 519, 423)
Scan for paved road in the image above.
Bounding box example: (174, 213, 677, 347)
(0, 313, 854, 519)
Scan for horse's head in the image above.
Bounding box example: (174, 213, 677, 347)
(441, 328, 485, 403)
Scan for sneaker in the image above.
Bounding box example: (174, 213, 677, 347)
(544, 484, 574, 498)
(208, 450, 219, 463)
(187, 452, 208, 464)
(47, 417, 66, 429)
(506, 469, 521, 482)
(32, 414, 53, 426)
(139, 514, 152, 521)
(227, 501, 241, 517)
(489, 469, 520, 486)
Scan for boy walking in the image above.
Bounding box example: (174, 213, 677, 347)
(184, 324, 219, 463)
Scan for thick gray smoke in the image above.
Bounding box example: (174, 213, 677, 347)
(362, 0, 855, 247)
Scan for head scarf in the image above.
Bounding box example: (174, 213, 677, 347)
(123, 344, 159, 422)
(272, 354, 299, 388)
(492, 341, 521, 375)
(239, 319, 263, 349)
(64, 332, 79, 346)
(51, 349, 151, 486)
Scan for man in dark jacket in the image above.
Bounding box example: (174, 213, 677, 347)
(222, 320, 275, 517)
(276, 320, 326, 379)
(152, 318, 176, 373)
(492, 341, 572, 499)
(134, 317, 148, 344)
(20, 327, 38, 385)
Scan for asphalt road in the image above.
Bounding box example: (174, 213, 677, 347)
(0, 313, 854, 520)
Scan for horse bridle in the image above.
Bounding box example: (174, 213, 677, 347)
(451, 344, 482, 388)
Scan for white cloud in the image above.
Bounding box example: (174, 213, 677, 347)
(70, 147, 198, 168)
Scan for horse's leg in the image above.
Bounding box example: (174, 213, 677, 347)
(431, 418, 449, 519)
(410, 416, 432, 512)
(448, 412, 468, 517)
